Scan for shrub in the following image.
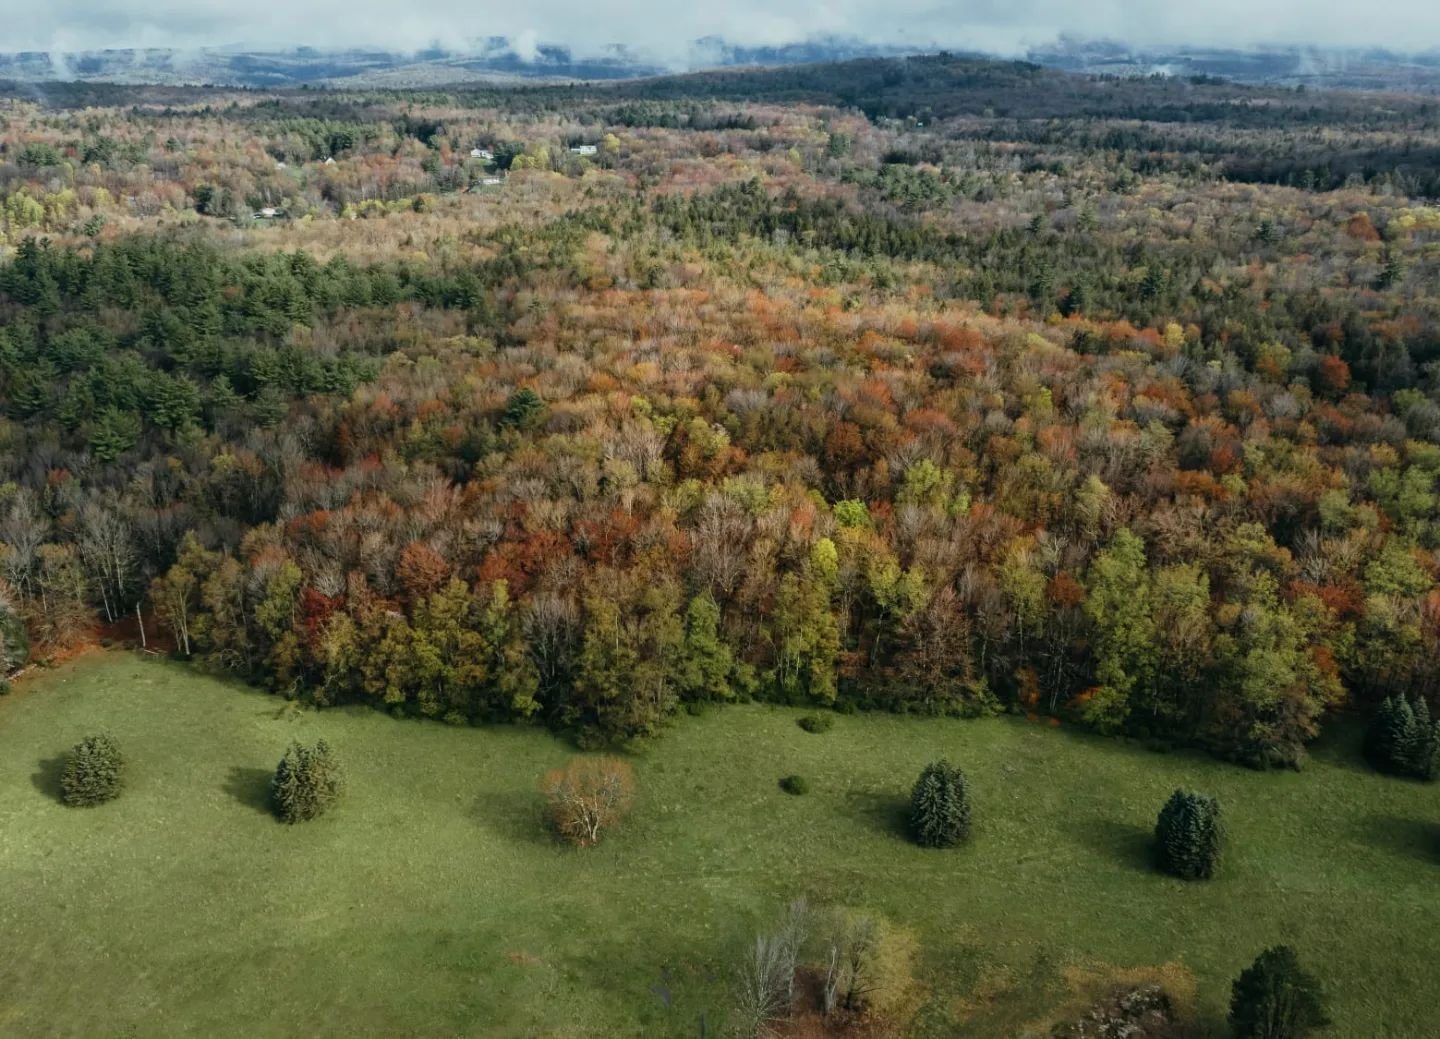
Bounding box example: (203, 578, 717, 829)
(271, 739, 344, 823)
(61, 734, 124, 806)
(908, 760, 971, 847)
(779, 774, 809, 795)
(543, 756, 635, 846)
(1365, 695, 1439, 780)
(1154, 790, 1223, 880)
(1229, 946, 1328, 1039)
(798, 713, 834, 734)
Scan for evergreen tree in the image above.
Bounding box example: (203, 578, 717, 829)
(61, 734, 124, 806)
(1365, 695, 1439, 780)
(499, 387, 545, 431)
(1154, 789, 1223, 880)
(909, 760, 971, 847)
(88, 406, 142, 463)
(1229, 946, 1329, 1039)
(271, 739, 344, 823)
(1376, 249, 1405, 291)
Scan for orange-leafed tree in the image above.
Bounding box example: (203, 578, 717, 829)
(542, 756, 636, 847)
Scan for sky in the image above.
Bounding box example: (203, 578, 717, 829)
(9, 0, 1440, 66)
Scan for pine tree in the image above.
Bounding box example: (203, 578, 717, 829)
(271, 739, 344, 823)
(908, 760, 971, 848)
(1155, 790, 1223, 880)
(1229, 946, 1328, 1039)
(61, 734, 124, 806)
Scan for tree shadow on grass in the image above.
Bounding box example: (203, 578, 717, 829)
(849, 789, 911, 841)
(30, 752, 67, 803)
(470, 788, 560, 849)
(1070, 816, 1155, 874)
(1304, 721, 1371, 777)
(1358, 812, 1440, 865)
(224, 766, 276, 817)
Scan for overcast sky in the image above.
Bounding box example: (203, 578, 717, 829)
(10, 1, 1440, 65)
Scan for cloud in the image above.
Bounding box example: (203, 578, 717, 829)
(6, 0, 1440, 66)
(509, 29, 542, 63)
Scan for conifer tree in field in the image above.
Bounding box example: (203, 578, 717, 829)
(1154, 789, 1222, 880)
(61, 734, 124, 806)
(271, 739, 344, 823)
(1229, 945, 1329, 1039)
(908, 760, 971, 847)
(1365, 695, 1439, 780)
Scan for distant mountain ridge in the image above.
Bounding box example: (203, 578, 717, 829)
(1, 36, 1439, 93)
(0, 37, 919, 89)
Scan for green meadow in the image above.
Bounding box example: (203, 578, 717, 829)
(1, 652, 1436, 1037)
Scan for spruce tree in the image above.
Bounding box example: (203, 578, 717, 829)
(271, 739, 344, 823)
(1154, 789, 1222, 880)
(908, 760, 971, 847)
(1229, 945, 1328, 1039)
(1410, 698, 1438, 780)
(61, 734, 124, 806)
(1366, 695, 1439, 780)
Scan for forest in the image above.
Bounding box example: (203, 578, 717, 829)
(3, 53, 1440, 772)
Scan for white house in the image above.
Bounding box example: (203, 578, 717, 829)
(481, 177, 503, 186)
(470, 148, 494, 160)
(569, 144, 598, 156)
(323, 157, 336, 166)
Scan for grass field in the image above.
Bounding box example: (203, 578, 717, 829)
(1, 652, 1438, 1038)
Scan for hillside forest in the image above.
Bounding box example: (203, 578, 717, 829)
(3, 56, 1440, 768)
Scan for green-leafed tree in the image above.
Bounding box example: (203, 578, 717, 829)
(1155, 789, 1223, 880)
(676, 593, 744, 702)
(1082, 529, 1156, 733)
(770, 571, 841, 706)
(1365, 695, 1440, 780)
(1229, 946, 1329, 1039)
(909, 760, 971, 848)
(271, 739, 343, 823)
(61, 734, 124, 806)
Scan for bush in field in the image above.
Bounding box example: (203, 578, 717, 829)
(779, 774, 809, 795)
(1154, 790, 1222, 880)
(271, 739, 343, 823)
(542, 756, 635, 846)
(1365, 695, 1439, 780)
(1229, 946, 1328, 1039)
(797, 714, 834, 734)
(61, 734, 124, 806)
(908, 760, 970, 847)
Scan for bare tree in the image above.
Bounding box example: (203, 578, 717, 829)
(733, 899, 809, 1038)
(689, 495, 752, 600)
(0, 488, 46, 602)
(541, 756, 635, 846)
(821, 910, 880, 1017)
(734, 934, 792, 1039)
(526, 593, 580, 697)
(76, 504, 136, 623)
